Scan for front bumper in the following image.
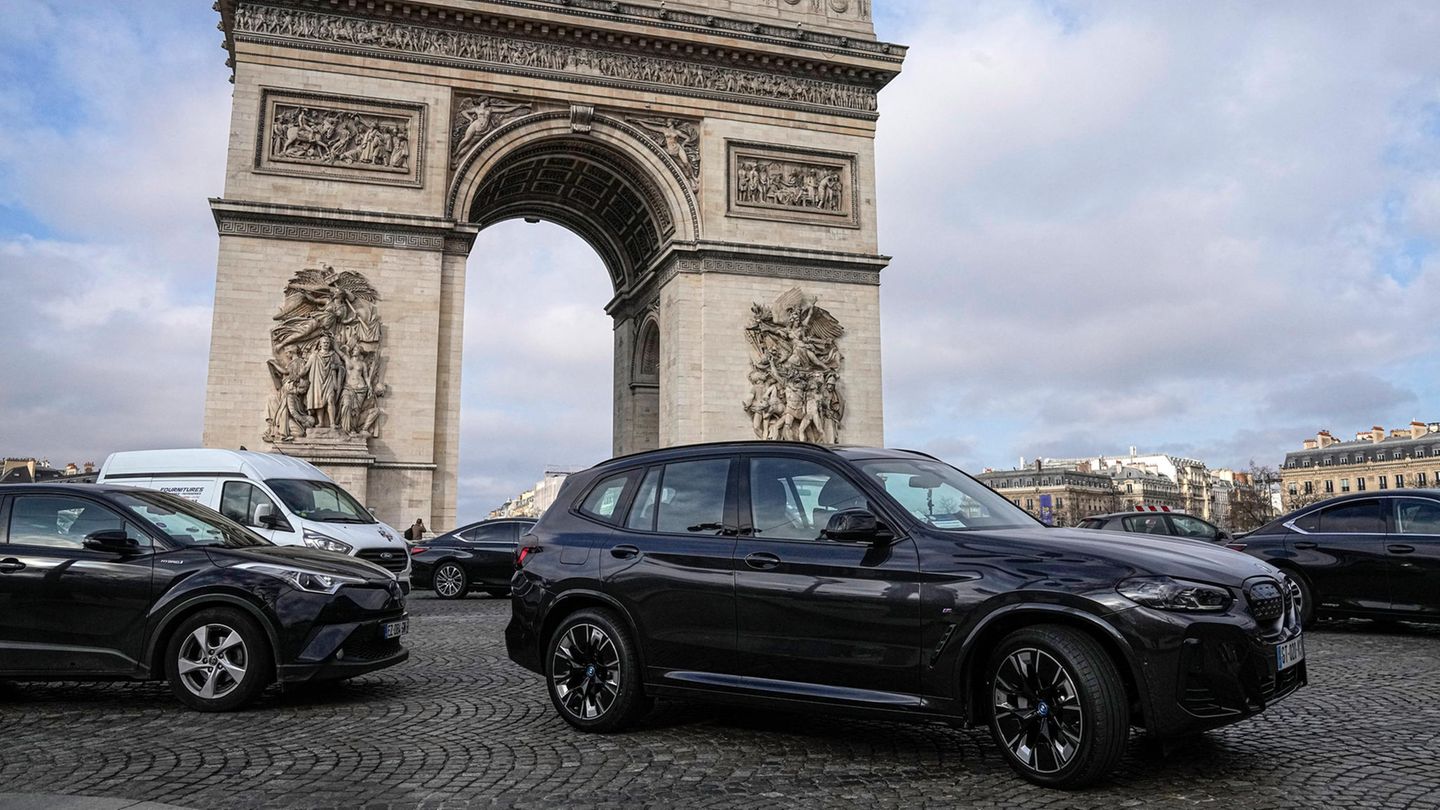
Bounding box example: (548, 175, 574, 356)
(1117, 575, 1307, 737)
(277, 612, 410, 683)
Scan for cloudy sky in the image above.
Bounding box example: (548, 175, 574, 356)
(2, 1, 1439, 522)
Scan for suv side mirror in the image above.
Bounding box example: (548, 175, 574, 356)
(822, 509, 883, 543)
(83, 529, 140, 555)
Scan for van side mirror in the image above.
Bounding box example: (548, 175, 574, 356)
(252, 503, 286, 530)
(83, 529, 140, 555)
(822, 509, 883, 543)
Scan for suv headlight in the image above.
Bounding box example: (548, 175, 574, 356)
(235, 562, 365, 595)
(1117, 576, 1232, 612)
(302, 529, 352, 554)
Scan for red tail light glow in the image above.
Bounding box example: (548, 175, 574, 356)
(409, 547, 428, 554)
(516, 545, 539, 566)
(1226, 543, 1247, 552)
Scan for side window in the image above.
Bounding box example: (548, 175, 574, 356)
(469, 524, 510, 544)
(1293, 510, 1321, 533)
(1317, 500, 1381, 533)
(1394, 499, 1440, 535)
(749, 457, 868, 541)
(1123, 515, 1170, 535)
(8, 495, 143, 550)
(219, 481, 280, 528)
(578, 472, 635, 524)
(655, 459, 731, 535)
(625, 467, 663, 532)
(1170, 515, 1218, 539)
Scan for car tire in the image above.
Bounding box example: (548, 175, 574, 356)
(433, 562, 468, 600)
(166, 608, 272, 712)
(1288, 571, 1316, 628)
(545, 608, 650, 732)
(985, 624, 1129, 789)
(486, 587, 511, 598)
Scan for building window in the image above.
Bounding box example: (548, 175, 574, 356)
(1396, 474, 1404, 488)
(1304, 481, 1314, 495)
(1358, 477, 1367, 491)
(1419, 472, 1428, 487)
(1288, 483, 1298, 496)
(1341, 479, 1351, 493)
(1055, 497, 1065, 508)
(1303, 459, 1313, 467)
(1380, 476, 1388, 490)
(1126, 483, 1134, 493)
(1324, 480, 1334, 493)
(1394, 453, 1403, 460)
(1025, 499, 1034, 510)
(1340, 455, 1349, 464)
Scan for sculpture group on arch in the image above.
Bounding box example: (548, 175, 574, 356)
(744, 287, 847, 445)
(264, 265, 389, 445)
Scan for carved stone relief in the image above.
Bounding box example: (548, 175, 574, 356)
(744, 288, 846, 444)
(256, 90, 425, 186)
(629, 118, 701, 191)
(232, 5, 879, 116)
(780, 0, 871, 21)
(451, 94, 534, 166)
(728, 141, 858, 227)
(265, 265, 388, 446)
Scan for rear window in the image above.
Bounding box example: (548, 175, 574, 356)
(1076, 518, 1105, 530)
(578, 471, 636, 523)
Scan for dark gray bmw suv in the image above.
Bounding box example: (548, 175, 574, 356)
(507, 442, 1306, 788)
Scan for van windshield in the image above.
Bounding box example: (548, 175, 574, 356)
(113, 490, 271, 548)
(267, 479, 375, 524)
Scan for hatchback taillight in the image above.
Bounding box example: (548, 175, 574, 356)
(516, 544, 540, 567)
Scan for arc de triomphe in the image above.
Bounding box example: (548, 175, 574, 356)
(202, 0, 905, 528)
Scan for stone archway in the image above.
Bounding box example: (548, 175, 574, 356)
(202, 0, 905, 528)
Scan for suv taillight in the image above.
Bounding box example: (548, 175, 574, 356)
(516, 539, 541, 568)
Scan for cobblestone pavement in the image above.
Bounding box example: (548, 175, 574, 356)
(3, 596, 1439, 809)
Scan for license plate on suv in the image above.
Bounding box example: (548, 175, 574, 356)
(382, 619, 409, 639)
(1275, 634, 1304, 670)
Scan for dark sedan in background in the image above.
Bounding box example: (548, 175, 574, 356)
(410, 518, 536, 599)
(1235, 490, 1440, 626)
(1077, 509, 1236, 543)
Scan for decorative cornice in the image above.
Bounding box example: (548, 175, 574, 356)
(210, 199, 466, 253)
(216, 0, 906, 76)
(229, 4, 881, 119)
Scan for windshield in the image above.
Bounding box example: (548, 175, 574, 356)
(113, 490, 271, 548)
(856, 458, 1039, 532)
(266, 478, 375, 524)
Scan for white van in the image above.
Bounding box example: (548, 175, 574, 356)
(98, 449, 410, 591)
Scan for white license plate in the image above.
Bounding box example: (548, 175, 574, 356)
(1275, 634, 1304, 670)
(382, 619, 409, 639)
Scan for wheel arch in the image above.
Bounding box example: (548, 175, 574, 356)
(145, 592, 281, 682)
(952, 605, 1149, 729)
(540, 589, 647, 675)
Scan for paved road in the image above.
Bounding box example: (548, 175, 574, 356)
(3, 596, 1439, 809)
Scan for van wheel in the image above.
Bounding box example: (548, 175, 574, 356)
(545, 608, 650, 732)
(985, 625, 1129, 788)
(433, 562, 468, 599)
(167, 608, 272, 712)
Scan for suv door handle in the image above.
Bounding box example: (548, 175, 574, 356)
(744, 552, 781, 570)
(0, 558, 24, 574)
(1388, 544, 1416, 555)
(1293, 541, 1318, 550)
(610, 545, 640, 560)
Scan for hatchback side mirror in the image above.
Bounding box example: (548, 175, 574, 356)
(83, 529, 141, 555)
(822, 509, 883, 543)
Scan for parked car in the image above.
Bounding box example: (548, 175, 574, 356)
(0, 484, 408, 711)
(1077, 509, 1236, 543)
(506, 442, 1305, 788)
(410, 518, 537, 599)
(1234, 489, 1440, 627)
(97, 449, 411, 591)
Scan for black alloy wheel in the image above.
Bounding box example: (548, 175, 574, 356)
(166, 607, 272, 712)
(545, 608, 649, 732)
(986, 625, 1129, 788)
(433, 562, 468, 600)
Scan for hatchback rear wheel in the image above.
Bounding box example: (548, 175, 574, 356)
(985, 624, 1129, 788)
(545, 608, 649, 732)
